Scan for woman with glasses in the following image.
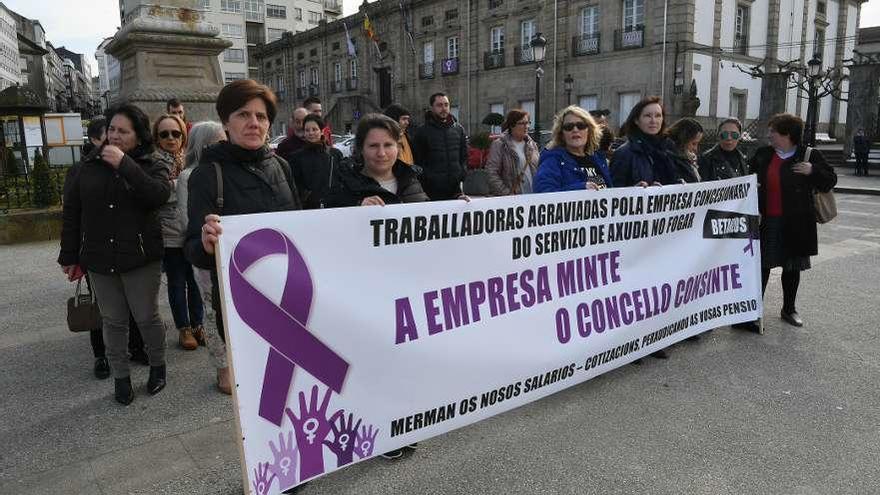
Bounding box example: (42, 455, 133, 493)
(699, 118, 749, 181)
(154, 114, 206, 351)
(533, 106, 612, 193)
(485, 109, 540, 196)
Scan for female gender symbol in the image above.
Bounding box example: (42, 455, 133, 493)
(302, 418, 320, 444)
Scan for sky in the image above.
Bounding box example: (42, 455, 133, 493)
(4, 0, 879, 77)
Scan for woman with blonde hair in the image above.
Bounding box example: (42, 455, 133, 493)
(153, 114, 206, 351)
(534, 105, 612, 192)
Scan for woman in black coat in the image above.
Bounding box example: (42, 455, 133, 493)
(748, 113, 837, 329)
(58, 104, 171, 405)
(288, 113, 345, 209)
(611, 96, 681, 187)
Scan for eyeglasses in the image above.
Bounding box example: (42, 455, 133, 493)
(719, 131, 741, 140)
(515, 121, 531, 127)
(159, 130, 183, 139)
(562, 122, 588, 132)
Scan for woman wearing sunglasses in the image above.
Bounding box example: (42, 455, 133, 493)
(534, 106, 612, 193)
(153, 114, 206, 351)
(698, 118, 749, 181)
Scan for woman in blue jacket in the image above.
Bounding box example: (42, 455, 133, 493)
(534, 105, 613, 192)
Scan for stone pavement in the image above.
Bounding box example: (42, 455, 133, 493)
(1, 194, 879, 494)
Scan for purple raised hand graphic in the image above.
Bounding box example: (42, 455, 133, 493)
(284, 385, 343, 481)
(323, 412, 362, 467)
(252, 462, 277, 495)
(267, 431, 299, 489)
(354, 424, 379, 459)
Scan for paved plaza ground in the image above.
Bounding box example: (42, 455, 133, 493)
(1, 175, 879, 494)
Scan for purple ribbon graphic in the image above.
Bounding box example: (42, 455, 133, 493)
(230, 228, 350, 426)
(743, 229, 757, 257)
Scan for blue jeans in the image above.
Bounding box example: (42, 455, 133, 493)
(162, 247, 204, 329)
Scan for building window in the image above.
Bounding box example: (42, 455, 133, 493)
(221, 0, 242, 13)
(489, 0, 503, 9)
(817, 1, 826, 15)
(490, 26, 504, 52)
(197, 0, 211, 10)
(622, 0, 644, 30)
(334, 62, 342, 82)
(519, 100, 535, 129)
(423, 41, 434, 63)
(297, 52, 304, 60)
(244, 0, 265, 21)
(445, 9, 458, 21)
(618, 91, 641, 126)
(224, 71, 246, 83)
(266, 4, 286, 18)
(422, 16, 434, 27)
(309, 47, 318, 57)
(734, 4, 749, 54)
(578, 95, 598, 111)
(521, 19, 536, 47)
(581, 6, 599, 36)
(308, 11, 322, 24)
(350, 58, 358, 78)
(299, 70, 306, 87)
(223, 48, 245, 62)
(268, 28, 285, 42)
(332, 41, 340, 50)
(293, 7, 302, 20)
(814, 28, 825, 57)
(447, 36, 459, 59)
(489, 103, 504, 133)
(276, 74, 285, 92)
(221, 23, 244, 38)
(310, 67, 318, 85)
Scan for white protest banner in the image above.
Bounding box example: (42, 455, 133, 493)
(215, 176, 761, 494)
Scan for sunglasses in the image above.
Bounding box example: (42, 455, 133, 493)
(562, 122, 588, 132)
(720, 131, 741, 140)
(159, 130, 183, 139)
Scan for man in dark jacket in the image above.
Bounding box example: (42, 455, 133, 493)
(413, 92, 468, 200)
(276, 107, 308, 162)
(853, 128, 871, 176)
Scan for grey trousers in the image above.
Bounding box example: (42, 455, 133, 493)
(89, 262, 166, 378)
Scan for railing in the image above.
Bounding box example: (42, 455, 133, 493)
(308, 84, 319, 96)
(0, 149, 71, 213)
(419, 62, 435, 79)
(489, 0, 503, 8)
(331, 80, 343, 93)
(733, 35, 748, 55)
(441, 57, 459, 75)
(615, 26, 644, 50)
(346, 77, 358, 90)
(572, 34, 600, 56)
(484, 50, 505, 70)
(514, 46, 534, 65)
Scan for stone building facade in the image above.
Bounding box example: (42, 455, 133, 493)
(254, 0, 865, 138)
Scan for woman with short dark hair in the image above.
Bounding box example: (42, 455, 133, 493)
(184, 80, 302, 391)
(58, 103, 171, 404)
(744, 113, 836, 331)
(288, 113, 345, 209)
(611, 96, 680, 187)
(699, 118, 749, 181)
(485, 109, 540, 196)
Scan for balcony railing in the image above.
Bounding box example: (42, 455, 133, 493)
(331, 80, 343, 93)
(572, 34, 600, 56)
(308, 84, 319, 96)
(346, 77, 358, 90)
(296, 87, 306, 99)
(484, 50, 504, 70)
(419, 62, 435, 79)
(615, 26, 644, 50)
(441, 57, 459, 75)
(514, 46, 534, 65)
(489, 0, 503, 8)
(323, 0, 341, 13)
(733, 35, 748, 55)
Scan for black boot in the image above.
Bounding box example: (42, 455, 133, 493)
(147, 365, 166, 395)
(115, 377, 133, 405)
(94, 357, 110, 379)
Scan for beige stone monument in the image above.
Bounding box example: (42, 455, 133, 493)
(105, 0, 232, 121)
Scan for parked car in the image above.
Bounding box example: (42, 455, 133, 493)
(333, 134, 355, 158)
(268, 135, 286, 150)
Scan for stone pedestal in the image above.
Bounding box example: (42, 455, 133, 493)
(755, 70, 790, 140)
(105, 1, 232, 122)
(844, 62, 880, 156)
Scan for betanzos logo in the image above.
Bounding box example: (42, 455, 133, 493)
(702, 210, 759, 240)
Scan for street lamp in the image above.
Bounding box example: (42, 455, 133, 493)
(530, 32, 547, 143)
(805, 54, 823, 147)
(564, 74, 574, 106)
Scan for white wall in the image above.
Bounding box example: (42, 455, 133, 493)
(694, 0, 715, 45)
(719, 0, 770, 58)
(837, 1, 859, 125)
(778, 0, 807, 62)
(715, 65, 763, 119)
(692, 53, 713, 117)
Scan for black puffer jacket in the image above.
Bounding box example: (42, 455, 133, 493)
(288, 142, 346, 209)
(325, 160, 428, 207)
(58, 145, 171, 274)
(698, 144, 749, 181)
(184, 142, 302, 270)
(412, 111, 467, 200)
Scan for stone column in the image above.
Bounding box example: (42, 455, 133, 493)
(843, 63, 880, 156)
(105, 0, 232, 122)
(755, 70, 789, 139)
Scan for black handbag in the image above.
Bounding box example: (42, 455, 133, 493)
(67, 279, 101, 333)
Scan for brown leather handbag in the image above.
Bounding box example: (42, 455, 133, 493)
(67, 279, 101, 333)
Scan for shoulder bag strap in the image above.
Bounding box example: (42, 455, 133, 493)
(212, 161, 224, 212)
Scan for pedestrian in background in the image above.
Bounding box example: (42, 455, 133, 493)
(611, 96, 680, 187)
(534, 106, 612, 193)
(665, 118, 704, 184)
(178, 121, 232, 393)
(748, 113, 837, 329)
(59, 103, 171, 405)
(413, 92, 468, 200)
(383, 103, 415, 166)
(853, 128, 871, 176)
(699, 118, 749, 181)
(485, 109, 539, 196)
(288, 114, 345, 209)
(153, 114, 205, 351)
(277, 107, 308, 162)
(185, 80, 302, 392)
(303, 96, 334, 145)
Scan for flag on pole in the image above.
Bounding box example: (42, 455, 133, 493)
(363, 13, 377, 42)
(343, 21, 356, 56)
